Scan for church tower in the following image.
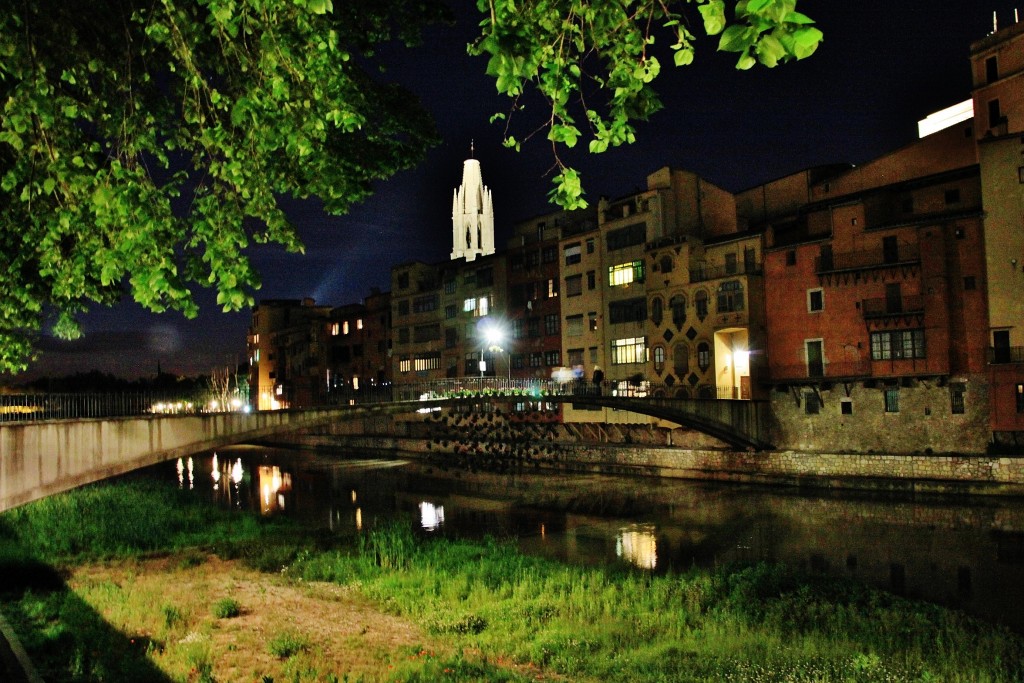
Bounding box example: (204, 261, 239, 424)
(450, 147, 495, 261)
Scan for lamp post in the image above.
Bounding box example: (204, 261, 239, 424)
(477, 320, 508, 379)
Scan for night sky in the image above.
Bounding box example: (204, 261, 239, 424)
(11, 1, 1022, 382)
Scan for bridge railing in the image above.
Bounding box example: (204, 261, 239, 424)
(0, 392, 200, 423)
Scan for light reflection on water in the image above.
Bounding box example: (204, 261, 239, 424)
(156, 446, 1024, 634)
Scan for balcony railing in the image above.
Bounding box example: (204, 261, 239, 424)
(767, 360, 873, 382)
(690, 262, 763, 283)
(815, 244, 920, 273)
(988, 346, 1024, 364)
(861, 295, 925, 319)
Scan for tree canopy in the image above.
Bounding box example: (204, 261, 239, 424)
(0, 0, 819, 374)
(472, 0, 822, 208)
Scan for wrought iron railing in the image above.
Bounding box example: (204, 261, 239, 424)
(815, 244, 919, 273)
(861, 295, 925, 318)
(0, 392, 198, 423)
(988, 346, 1024, 364)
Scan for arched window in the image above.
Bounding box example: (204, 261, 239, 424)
(697, 342, 711, 372)
(670, 295, 686, 329)
(651, 296, 663, 326)
(660, 255, 674, 274)
(675, 387, 690, 399)
(654, 346, 666, 372)
(694, 290, 709, 321)
(673, 343, 689, 376)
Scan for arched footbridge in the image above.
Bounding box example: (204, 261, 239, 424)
(0, 381, 772, 511)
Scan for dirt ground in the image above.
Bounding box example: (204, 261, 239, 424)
(67, 555, 440, 682)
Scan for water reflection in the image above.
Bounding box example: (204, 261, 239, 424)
(140, 447, 1024, 634)
(419, 501, 445, 531)
(617, 524, 658, 570)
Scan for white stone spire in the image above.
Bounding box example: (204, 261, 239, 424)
(450, 153, 495, 262)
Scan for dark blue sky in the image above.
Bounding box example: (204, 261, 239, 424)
(13, 1, 1022, 381)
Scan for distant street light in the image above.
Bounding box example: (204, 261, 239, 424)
(478, 319, 508, 379)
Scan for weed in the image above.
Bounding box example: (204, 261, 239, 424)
(268, 630, 309, 659)
(162, 603, 183, 628)
(212, 597, 241, 619)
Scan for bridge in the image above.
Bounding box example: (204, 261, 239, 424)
(0, 380, 772, 512)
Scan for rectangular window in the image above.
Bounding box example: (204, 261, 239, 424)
(413, 353, 440, 372)
(716, 280, 745, 313)
(568, 348, 584, 366)
(397, 300, 409, 316)
(870, 329, 926, 360)
(529, 352, 543, 368)
(542, 246, 557, 264)
(986, 55, 998, 84)
(589, 312, 598, 331)
(511, 354, 525, 369)
(465, 353, 478, 375)
(808, 288, 824, 313)
(840, 399, 853, 415)
(586, 238, 595, 254)
(565, 274, 583, 296)
(399, 357, 411, 373)
(444, 279, 456, 294)
(1017, 384, 1024, 413)
(544, 313, 560, 336)
(544, 350, 561, 366)
(547, 278, 559, 298)
(587, 270, 596, 290)
(611, 337, 647, 365)
(988, 98, 1002, 129)
(786, 250, 796, 266)
(445, 304, 457, 319)
(331, 323, 340, 336)
(950, 383, 965, 415)
(413, 324, 440, 343)
(564, 243, 582, 265)
(885, 387, 900, 413)
(566, 315, 584, 337)
(527, 317, 540, 338)
(606, 222, 646, 251)
(398, 327, 409, 344)
(512, 319, 524, 339)
(608, 261, 645, 287)
(445, 327, 457, 349)
(609, 297, 647, 324)
(804, 391, 820, 415)
(463, 296, 490, 317)
(725, 253, 737, 275)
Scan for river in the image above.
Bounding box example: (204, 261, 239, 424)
(137, 444, 1024, 634)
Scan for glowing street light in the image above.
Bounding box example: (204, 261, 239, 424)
(478, 319, 508, 378)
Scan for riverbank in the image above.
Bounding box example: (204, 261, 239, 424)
(1, 480, 1023, 682)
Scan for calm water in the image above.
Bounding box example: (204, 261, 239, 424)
(142, 445, 1024, 633)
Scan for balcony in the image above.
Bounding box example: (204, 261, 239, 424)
(861, 295, 925, 320)
(768, 359, 873, 382)
(815, 244, 919, 273)
(988, 346, 1024, 364)
(690, 261, 763, 283)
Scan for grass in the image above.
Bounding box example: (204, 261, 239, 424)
(1, 480, 1022, 682)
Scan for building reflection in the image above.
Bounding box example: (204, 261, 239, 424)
(616, 524, 658, 569)
(419, 501, 445, 531)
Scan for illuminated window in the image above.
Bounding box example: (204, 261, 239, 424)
(697, 342, 710, 372)
(331, 323, 340, 336)
(654, 346, 665, 371)
(414, 353, 441, 371)
(462, 296, 490, 316)
(352, 376, 360, 391)
(611, 337, 647, 365)
(608, 261, 645, 287)
(254, 349, 260, 362)
(357, 319, 363, 330)
(547, 278, 559, 298)
(342, 321, 350, 335)
(399, 358, 411, 373)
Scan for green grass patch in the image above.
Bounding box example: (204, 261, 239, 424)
(212, 597, 241, 619)
(2, 480, 1023, 682)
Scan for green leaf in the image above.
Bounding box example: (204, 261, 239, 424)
(673, 47, 694, 67)
(698, 0, 727, 35)
(792, 26, 823, 59)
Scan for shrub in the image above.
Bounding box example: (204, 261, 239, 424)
(212, 598, 241, 619)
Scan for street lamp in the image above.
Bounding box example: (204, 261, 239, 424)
(478, 320, 508, 379)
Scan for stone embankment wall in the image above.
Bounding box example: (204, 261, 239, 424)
(278, 407, 1024, 496)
